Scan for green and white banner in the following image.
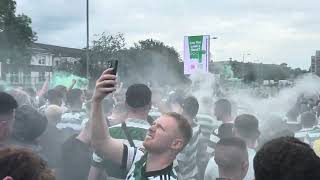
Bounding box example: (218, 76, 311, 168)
(184, 35, 210, 74)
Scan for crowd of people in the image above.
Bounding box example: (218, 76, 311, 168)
(0, 68, 320, 180)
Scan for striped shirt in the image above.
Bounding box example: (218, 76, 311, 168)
(196, 114, 220, 153)
(39, 103, 48, 114)
(92, 118, 150, 179)
(295, 127, 320, 145)
(176, 121, 201, 180)
(207, 128, 220, 155)
(207, 123, 233, 154)
(196, 114, 220, 137)
(124, 145, 178, 180)
(56, 110, 88, 131)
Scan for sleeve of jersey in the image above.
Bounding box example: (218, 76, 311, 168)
(121, 144, 144, 171)
(173, 159, 180, 173)
(204, 157, 219, 180)
(91, 145, 141, 170)
(91, 152, 105, 168)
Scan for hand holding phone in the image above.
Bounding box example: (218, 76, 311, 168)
(105, 60, 118, 88)
(92, 68, 117, 102)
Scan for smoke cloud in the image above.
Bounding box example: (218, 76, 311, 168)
(187, 71, 320, 127)
(50, 71, 89, 89)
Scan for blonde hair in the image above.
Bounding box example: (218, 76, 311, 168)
(45, 105, 62, 123)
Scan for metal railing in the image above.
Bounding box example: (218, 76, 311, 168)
(4, 74, 51, 89)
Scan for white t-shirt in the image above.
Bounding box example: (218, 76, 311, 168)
(204, 148, 256, 180)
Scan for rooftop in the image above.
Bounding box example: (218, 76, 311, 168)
(32, 43, 85, 57)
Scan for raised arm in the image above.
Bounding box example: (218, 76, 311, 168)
(91, 68, 124, 165)
(67, 79, 77, 92)
(36, 79, 49, 97)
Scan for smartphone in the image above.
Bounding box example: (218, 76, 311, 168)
(105, 60, 118, 88)
(107, 60, 118, 75)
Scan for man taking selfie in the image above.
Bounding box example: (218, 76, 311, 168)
(90, 68, 193, 180)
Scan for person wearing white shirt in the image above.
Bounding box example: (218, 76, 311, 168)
(205, 114, 260, 180)
(214, 137, 249, 180)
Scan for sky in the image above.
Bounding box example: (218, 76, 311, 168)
(15, 0, 320, 69)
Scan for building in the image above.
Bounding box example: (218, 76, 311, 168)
(310, 51, 320, 76)
(311, 56, 316, 73)
(1, 43, 84, 89)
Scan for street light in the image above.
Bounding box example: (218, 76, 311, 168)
(210, 36, 218, 62)
(242, 53, 251, 62)
(86, 0, 90, 80)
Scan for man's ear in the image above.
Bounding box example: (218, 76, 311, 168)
(3, 176, 14, 180)
(171, 138, 184, 151)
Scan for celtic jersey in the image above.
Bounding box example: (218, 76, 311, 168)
(123, 145, 178, 180)
(92, 118, 150, 179)
(176, 122, 201, 180)
(56, 110, 88, 131)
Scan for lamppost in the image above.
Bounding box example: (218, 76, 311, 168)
(242, 53, 251, 62)
(86, 0, 90, 80)
(241, 53, 251, 79)
(210, 37, 218, 62)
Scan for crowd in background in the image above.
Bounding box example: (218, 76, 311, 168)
(0, 69, 320, 180)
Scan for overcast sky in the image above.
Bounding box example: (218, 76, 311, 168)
(16, 0, 320, 69)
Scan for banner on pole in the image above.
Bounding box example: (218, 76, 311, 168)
(184, 35, 210, 74)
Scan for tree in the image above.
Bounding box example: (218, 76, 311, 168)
(89, 32, 125, 80)
(123, 39, 187, 86)
(55, 58, 85, 77)
(54, 32, 126, 82)
(0, 0, 37, 64)
(243, 63, 257, 83)
(230, 61, 242, 78)
(58, 34, 188, 86)
(90, 32, 125, 63)
(291, 67, 307, 78)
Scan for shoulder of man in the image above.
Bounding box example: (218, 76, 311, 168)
(126, 118, 151, 128)
(126, 147, 178, 180)
(109, 122, 147, 141)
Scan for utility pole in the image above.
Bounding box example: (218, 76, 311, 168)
(86, 0, 90, 79)
(210, 37, 218, 62)
(241, 53, 251, 78)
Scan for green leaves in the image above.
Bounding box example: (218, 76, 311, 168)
(0, 0, 36, 64)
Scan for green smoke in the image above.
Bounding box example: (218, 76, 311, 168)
(50, 71, 88, 89)
(223, 64, 234, 79)
(0, 80, 12, 91)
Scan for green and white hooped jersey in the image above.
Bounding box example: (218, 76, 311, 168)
(56, 110, 89, 131)
(295, 127, 320, 145)
(123, 145, 178, 180)
(176, 122, 201, 180)
(92, 118, 150, 179)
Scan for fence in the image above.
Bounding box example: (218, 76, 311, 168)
(3, 74, 51, 90)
